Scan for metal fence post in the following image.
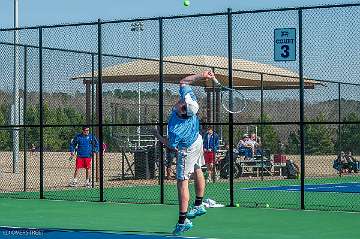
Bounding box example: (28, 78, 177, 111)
(159, 17, 165, 204)
(260, 74, 264, 180)
(97, 19, 104, 202)
(212, 67, 216, 130)
(23, 46, 28, 192)
(39, 27, 44, 199)
(338, 83, 341, 151)
(298, 9, 305, 210)
(12, 1, 20, 174)
(227, 8, 235, 207)
(91, 53, 95, 188)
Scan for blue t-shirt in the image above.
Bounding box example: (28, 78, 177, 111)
(167, 85, 199, 149)
(69, 133, 99, 158)
(203, 132, 220, 152)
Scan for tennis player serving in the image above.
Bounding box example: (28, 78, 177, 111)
(168, 70, 215, 235)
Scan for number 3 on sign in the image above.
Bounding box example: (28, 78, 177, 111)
(274, 28, 296, 61)
(281, 45, 290, 58)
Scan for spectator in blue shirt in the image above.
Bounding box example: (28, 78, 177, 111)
(203, 126, 219, 182)
(69, 126, 99, 187)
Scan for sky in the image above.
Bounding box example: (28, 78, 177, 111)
(0, 0, 357, 28)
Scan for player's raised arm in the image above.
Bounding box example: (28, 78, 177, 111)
(179, 70, 215, 86)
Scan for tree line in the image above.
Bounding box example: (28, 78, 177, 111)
(0, 93, 359, 155)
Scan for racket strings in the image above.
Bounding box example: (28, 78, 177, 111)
(220, 88, 247, 113)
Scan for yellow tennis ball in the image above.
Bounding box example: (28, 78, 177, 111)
(184, 0, 190, 7)
(236, 203, 240, 207)
(266, 204, 270, 208)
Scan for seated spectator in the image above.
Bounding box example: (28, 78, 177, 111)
(285, 159, 300, 179)
(333, 151, 349, 175)
(236, 134, 253, 159)
(345, 151, 359, 173)
(237, 133, 262, 159)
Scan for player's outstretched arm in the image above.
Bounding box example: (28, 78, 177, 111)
(180, 70, 215, 86)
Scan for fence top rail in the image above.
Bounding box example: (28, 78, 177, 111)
(0, 2, 359, 32)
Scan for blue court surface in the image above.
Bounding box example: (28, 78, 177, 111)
(0, 227, 199, 239)
(240, 182, 360, 193)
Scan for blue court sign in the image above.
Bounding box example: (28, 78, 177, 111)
(274, 28, 296, 61)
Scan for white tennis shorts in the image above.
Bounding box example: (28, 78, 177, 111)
(176, 134, 205, 180)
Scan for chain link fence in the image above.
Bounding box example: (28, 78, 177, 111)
(0, 3, 359, 211)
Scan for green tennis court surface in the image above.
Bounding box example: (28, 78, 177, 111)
(0, 198, 359, 239)
(3, 176, 359, 211)
(0, 227, 193, 239)
(1, 176, 359, 238)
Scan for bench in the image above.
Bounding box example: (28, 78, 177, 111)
(237, 158, 273, 177)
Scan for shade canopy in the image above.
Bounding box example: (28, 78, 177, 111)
(72, 55, 319, 90)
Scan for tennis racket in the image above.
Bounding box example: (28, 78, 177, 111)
(212, 78, 247, 114)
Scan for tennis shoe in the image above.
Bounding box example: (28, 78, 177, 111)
(187, 204, 207, 219)
(172, 218, 193, 235)
(69, 180, 77, 187)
